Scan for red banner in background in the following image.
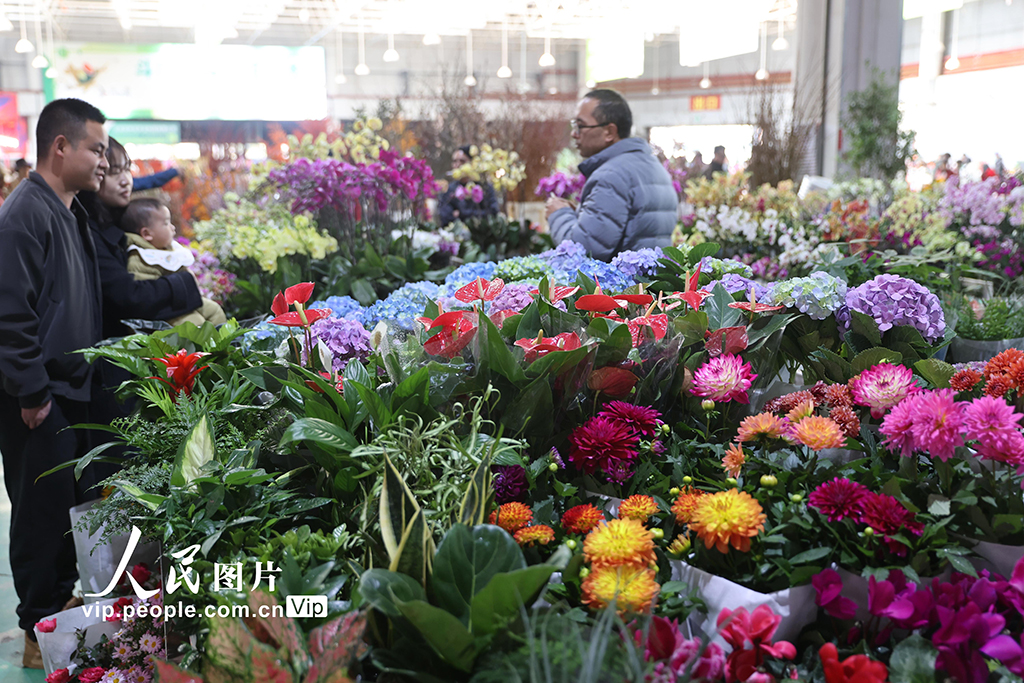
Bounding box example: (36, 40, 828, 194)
(0, 92, 28, 159)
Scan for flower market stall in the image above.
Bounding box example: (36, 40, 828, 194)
(36, 122, 1024, 683)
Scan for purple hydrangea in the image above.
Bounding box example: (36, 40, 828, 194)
(539, 241, 588, 276)
(610, 248, 664, 280)
(311, 317, 374, 372)
(492, 465, 529, 503)
(489, 282, 537, 313)
(707, 273, 770, 301)
(845, 274, 946, 343)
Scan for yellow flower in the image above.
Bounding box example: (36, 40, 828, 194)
(721, 443, 745, 478)
(581, 564, 659, 614)
(736, 412, 790, 443)
(617, 495, 659, 524)
(670, 486, 707, 525)
(367, 117, 383, 131)
(785, 399, 815, 423)
(666, 533, 691, 557)
(689, 489, 766, 553)
(583, 518, 656, 569)
(514, 524, 555, 547)
(489, 502, 533, 534)
(790, 416, 846, 451)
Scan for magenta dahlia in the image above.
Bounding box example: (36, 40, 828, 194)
(909, 389, 965, 461)
(599, 401, 663, 438)
(859, 492, 924, 556)
(809, 478, 870, 522)
(880, 393, 924, 457)
(849, 363, 920, 419)
(690, 354, 758, 404)
(962, 396, 1024, 442)
(567, 416, 640, 476)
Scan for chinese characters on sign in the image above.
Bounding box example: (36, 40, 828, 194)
(690, 95, 722, 111)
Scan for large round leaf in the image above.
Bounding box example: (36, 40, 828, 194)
(431, 524, 526, 625)
(358, 568, 426, 618)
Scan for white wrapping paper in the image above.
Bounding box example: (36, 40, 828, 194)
(70, 500, 161, 604)
(971, 541, 1024, 579)
(33, 597, 122, 675)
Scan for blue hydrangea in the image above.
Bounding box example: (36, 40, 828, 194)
(575, 259, 635, 292)
(610, 248, 664, 280)
(445, 261, 497, 288)
(700, 256, 755, 279)
(360, 296, 429, 331)
(770, 271, 848, 320)
(308, 295, 364, 320)
(538, 241, 588, 274)
(240, 321, 289, 353)
(390, 281, 441, 304)
(707, 273, 771, 301)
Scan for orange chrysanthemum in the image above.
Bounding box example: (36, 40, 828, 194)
(736, 412, 790, 443)
(823, 383, 853, 408)
(581, 564, 660, 614)
(489, 502, 533, 534)
(671, 486, 708, 525)
(829, 405, 861, 439)
(617, 495, 659, 523)
(561, 504, 605, 535)
(689, 489, 766, 553)
(950, 368, 983, 393)
(583, 518, 656, 569)
(722, 443, 746, 478)
(786, 399, 816, 423)
(790, 416, 846, 451)
(985, 349, 1024, 383)
(985, 375, 1013, 398)
(514, 524, 555, 547)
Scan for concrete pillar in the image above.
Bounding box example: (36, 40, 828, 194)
(793, 0, 904, 178)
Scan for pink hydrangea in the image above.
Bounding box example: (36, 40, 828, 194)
(690, 354, 757, 404)
(849, 363, 920, 419)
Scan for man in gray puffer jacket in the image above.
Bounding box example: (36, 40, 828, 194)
(546, 89, 677, 262)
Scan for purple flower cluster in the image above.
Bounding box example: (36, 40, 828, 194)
(939, 177, 1008, 229)
(975, 238, 1024, 279)
(845, 274, 946, 343)
(737, 254, 788, 281)
(268, 151, 439, 219)
(492, 465, 529, 503)
(662, 160, 688, 197)
(535, 171, 585, 200)
(539, 241, 588, 276)
(311, 317, 373, 372)
(610, 247, 664, 279)
(489, 282, 537, 313)
(707, 273, 771, 301)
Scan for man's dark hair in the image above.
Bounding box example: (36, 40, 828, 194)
(458, 144, 475, 158)
(36, 98, 106, 161)
(582, 89, 632, 139)
(14, 158, 30, 170)
(121, 197, 165, 235)
(714, 145, 725, 156)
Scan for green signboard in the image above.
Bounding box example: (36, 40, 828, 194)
(108, 120, 181, 144)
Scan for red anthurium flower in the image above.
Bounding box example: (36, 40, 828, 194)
(730, 287, 783, 314)
(284, 282, 316, 306)
(306, 371, 344, 394)
(420, 310, 478, 358)
(671, 289, 711, 311)
(151, 349, 209, 398)
(514, 331, 582, 362)
(575, 293, 625, 313)
(489, 309, 519, 328)
(587, 366, 638, 397)
(616, 293, 655, 306)
(271, 291, 288, 317)
(627, 313, 669, 347)
(819, 643, 888, 683)
(705, 326, 749, 356)
(530, 285, 581, 303)
(270, 308, 333, 328)
(455, 277, 506, 303)
(417, 310, 468, 331)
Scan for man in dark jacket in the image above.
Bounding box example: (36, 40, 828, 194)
(546, 89, 677, 262)
(0, 98, 109, 667)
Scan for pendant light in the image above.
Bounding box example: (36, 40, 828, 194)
(771, 20, 788, 51)
(945, 9, 961, 70)
(754, 22, 769, 80)
(464, 31, 476, 86)
(334, 29, 347, 84)
(354, 17, 369, 75)
(700, 61, 711, 89)
(497, 19, 511, 78)
(30, 5, 45, 67)
(539, 33, 554, 67)
(15, 9, 32, 53)
(383, 33, 399, 62)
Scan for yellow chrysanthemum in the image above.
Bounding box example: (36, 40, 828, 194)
(514, 524, 555, 547)
(666, 533, 692, 557)
(736, 412, 790, 443)
(617, 495, 659, 523)
(489, 502, 533, 534)
(671, 486, 707, 525)
(791, 415, 846, 451)
(721, 443, 746, 478)
(581, 564, 660, 614)
(583, 518, 656, 569)
(786, 399, 816, 423)
(689, 489, 766, 553)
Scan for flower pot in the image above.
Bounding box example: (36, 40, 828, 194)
(669, 560, 816, 645)
(970, 541, 1024, 579)
(70, 500, 161, 603)
(33, 597, 122, 675)
(948, 336, 1024, 364)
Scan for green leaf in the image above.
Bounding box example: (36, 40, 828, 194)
(431, 524, 526, 625)
(788, 547, 832, 564)
(379, 454, 426, 569)
(705, 285, 742, 331)
(851, 347, 902, 375)
(459, 455, 493, 526)
(927, 496, 950, 516)
(390, 508, 431, 586)
(350, 380, 393, 431)
(358, 568, 426, 617)
(170, 415, 215, 489)
(851, 310, 882, 347)
(280, 418, 357, 452)
(673, 309, 709, 346)
(396, 600, 479, 672)
(889, 634, 938, 683)
(940, 552, 977, 577)
(686, 242, 720, 264)
(109, 479, 166, 511)
(469, 566, 555, 636)
(915, 358, 956, 389)
(351, 278, 378, 306)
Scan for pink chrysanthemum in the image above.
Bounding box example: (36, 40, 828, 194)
(690, 354, 757, 404)
(859, 493, 923, 556)
(809, 478, 870, 522)
(880, 393, 924, 456)
(848, 363, 920, 419)
(599, 401, 663, 438)
(962, 396, 1024, 442)
(908, 389, 964, 461)
(568, 417, 640, 475)
(975, 430, 1024, 464)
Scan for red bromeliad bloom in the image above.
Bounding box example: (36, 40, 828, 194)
(455, 277, 505, 303)
(530, 285, 580, 303)
(270, 282, 332, 327)
(514, 331, 582, 362)
(418, 310, 477, 358)
(152, 349, 209, 398)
